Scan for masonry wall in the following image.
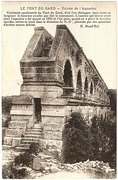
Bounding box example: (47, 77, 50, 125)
(6, 25, 110, 150)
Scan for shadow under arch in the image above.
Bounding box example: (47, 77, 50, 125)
(77, 70, 82, 93)
(84, 76, 88, 94)
(63, 60, 73, 87)
(90, 81, 94, 95)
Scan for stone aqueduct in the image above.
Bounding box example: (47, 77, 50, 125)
(4, 25, 110, 150)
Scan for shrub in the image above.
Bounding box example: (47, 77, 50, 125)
(2, 96, 12, 114)
(9, 167, 28, 179)
(2, 162, 27, 179)
(28, 142, 41, 155)
(2, 96, 12, 128)
(2, 162, 13, 179)
(14, 142, 41, 167)
(14, 152, 33, 167)
(62, 111, 116, 169)
(62, 112, 93, 163)
(91, 114, 116, 169)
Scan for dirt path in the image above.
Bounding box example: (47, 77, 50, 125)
(36, 171, 94, 179)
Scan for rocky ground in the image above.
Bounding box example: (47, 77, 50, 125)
(2, 149, 20, 166)
(2, 148, 116, 179)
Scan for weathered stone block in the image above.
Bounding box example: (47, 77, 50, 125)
(6, 129, 25, 137)
(42, 97, 67, 105)
(42, 105, 65, 111)
(43, 123, 62, 131)
(12, 138, 21, 147)
(4, 137, 13, 145)
(12, 104, 33, 111)
(42, 109, 65, 116)
(44, 131, 62, 140)
(50, 165, 59, 173)
(39, 139, 62, 149)
(21, 90, 62, 98)
(33, 157, 45, 170)
(8, 121, 27, 129)
(12, 95, 33, 104)
(10, 109, 33, 115)
(11, 115, 31, 121)
(42, 116, 65, 125)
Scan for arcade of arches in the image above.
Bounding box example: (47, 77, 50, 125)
(63, 60, 104, 99)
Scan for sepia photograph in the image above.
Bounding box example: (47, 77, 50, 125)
(2, 1, 117, 179)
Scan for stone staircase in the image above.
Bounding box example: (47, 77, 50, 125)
(15, 123, 43, 151)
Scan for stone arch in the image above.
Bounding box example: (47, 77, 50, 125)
(90, 81, 94, 95)
(84, 77, 88, 94)
(77, 70, 82, 93)
(63, 60, 73, 87)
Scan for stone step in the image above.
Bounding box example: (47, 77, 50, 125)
(15, 141, 40, 151)
(24, 134, 42, 138)
(15, 145, 29, 151)
(2, 145, 12, 150)
(27, 128, 42, 132)
(33, 123, 42, 128)
(19, 143, 30, 147)
(26, 131, 42, 135)
(21, 140, 39, 144)
(22, 136, 40, 141)
(21, 137, 40, 144)
(25, 131, 42, 135)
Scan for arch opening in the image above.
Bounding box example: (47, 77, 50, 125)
(77, 71, 82, 93)
(90, 82, 93, 95)
(84, 77, 88, 94)
(63, 60, 73, 87)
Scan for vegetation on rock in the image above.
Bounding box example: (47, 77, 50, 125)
(62, 112, 116, 169)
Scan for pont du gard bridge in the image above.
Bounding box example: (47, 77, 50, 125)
(4, 25, 110, 150)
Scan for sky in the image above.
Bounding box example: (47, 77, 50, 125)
(2, 1, 117, 96)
